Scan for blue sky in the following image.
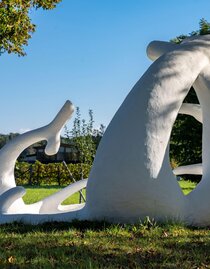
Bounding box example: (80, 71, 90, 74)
(0, 0, 210, 134)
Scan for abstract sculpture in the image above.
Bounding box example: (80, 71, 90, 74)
(1, 35, 210, 226)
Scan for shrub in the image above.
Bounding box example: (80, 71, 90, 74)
(15, 161, 91, 186)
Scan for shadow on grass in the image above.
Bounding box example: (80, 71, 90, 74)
(0, 220, 113, 234)
(0, 220, 210, 268)
(1, 218, 210, 234)
(0, 240, 165, 269)
(1, 233, 210, 269)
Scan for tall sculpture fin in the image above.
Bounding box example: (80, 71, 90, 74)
(84, 35, 210, 223)
(0, 100, 74, 194)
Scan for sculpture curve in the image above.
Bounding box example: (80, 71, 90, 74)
(1, 35, 210, 226)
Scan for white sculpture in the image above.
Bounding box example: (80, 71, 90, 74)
(1, 35, 210, 226)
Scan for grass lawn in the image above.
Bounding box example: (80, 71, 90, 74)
(0, 180, 209, 269)
(22, 179, 196, 206)
(22, 185, 86, 205)
(0, 220, 210, 268)
(178, 180, 197, 195)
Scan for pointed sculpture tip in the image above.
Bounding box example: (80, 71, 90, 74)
(65, 100, 73, 106)
(64, 99, 74, 108)
(63, 100, 75, 114)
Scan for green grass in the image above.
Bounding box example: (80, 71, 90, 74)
(178, 180, 197, 195)
(1, 180, 207, 269)
(22, 185, 86, 205)
(22, 179, 197, 206)
(0, 220, 210, 268)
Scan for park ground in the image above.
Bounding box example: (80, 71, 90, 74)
(0, 180, 209, 269)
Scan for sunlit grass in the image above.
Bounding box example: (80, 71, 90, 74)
(0, 220, 209, 268)
(2, 180, 209, 268)
(22, 180, 197, 206)
(178, 180, 197, 195)
(22, 185, 86, 205)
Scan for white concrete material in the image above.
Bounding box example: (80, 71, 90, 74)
(146, 40, 178, 61)
(1, 35, 210, 226)
(39, 179, 87, 213)
(179, 103, 202, 123)
(173, 163, 202, 175)
(0, 101, 88, 215)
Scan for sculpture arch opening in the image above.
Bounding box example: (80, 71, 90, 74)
(170, 88, 202, 194)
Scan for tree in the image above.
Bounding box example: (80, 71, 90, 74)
(169, 19, 210, 181)
(65, 107, 96, 168)
(0, 0, 61, 56)
(65, 107, 96, 179)
(170, 18, 210, 44)
(0, 132, 19, 148)
(65, 107, 106, 179)
(70, 107, 96, 166)
(93, 123, 106, 148)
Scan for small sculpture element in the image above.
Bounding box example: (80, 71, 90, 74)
(1, 35, 210, 226)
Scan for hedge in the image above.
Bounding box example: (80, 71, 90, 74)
(15, 161, 91, 186)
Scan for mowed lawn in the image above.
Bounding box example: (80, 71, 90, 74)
(178, 180, 197, 195)
(23, 185, 86, 205)
(0, 180, 209, 269)
(22, 179, 196, 205)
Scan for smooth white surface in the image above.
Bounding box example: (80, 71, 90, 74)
(1, 35, 210, 226)
(179, 103, 202, 123)
(173, 164, 202, 176)
(85, 35, 210, 226)
(0, 101, 87, 216)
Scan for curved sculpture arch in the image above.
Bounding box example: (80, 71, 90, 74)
(1, 35, 210, 226)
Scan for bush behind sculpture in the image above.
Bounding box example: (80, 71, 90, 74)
(15, 161, 91, 186)
(170, 88, 202, 182)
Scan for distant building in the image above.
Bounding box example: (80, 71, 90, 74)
(21, 141, 79, 163)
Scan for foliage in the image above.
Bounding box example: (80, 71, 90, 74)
(70, 107, 96, 165)
(65, 107, 102, 180)
(170, 89, 202, 182)
(92, 123, 106, 148)
(171, 18, 210, 44)
(169, 19, 210, 181)
(0, 132, 19, 148)
(178, 180, 197, 195)
(15, 161, 91, 186)
(65, 108, 105, 165)
(0, 0, 61, 56)
(199, 18, 210, 35)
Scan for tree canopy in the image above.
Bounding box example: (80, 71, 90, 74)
(171, 18, 210, 44)
(0, 0, 61, 56)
